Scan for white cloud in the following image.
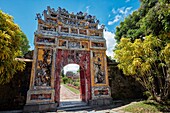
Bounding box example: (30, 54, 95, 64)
(112, 8, 116, 14)
(63, 64, 79, 74)
(118, 7, 132, 15)
(118, 7, 125, 14)
(108, 6, 132, 25)
(125, 0, 130, 2)
(104, 31, 116, 57)
(108, 15, 121, 25)
(125, 7, 132, 15)
(86, 6, 90, 13)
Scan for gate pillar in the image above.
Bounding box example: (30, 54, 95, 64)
(89, 50, 112, 105)
(24, 46, 57, 112)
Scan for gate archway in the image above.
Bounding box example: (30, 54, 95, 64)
(24, 6, 112, 112)
(55, 50, 91, 103)
(60, 64, 88, 102)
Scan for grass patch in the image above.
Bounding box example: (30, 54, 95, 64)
(123, 101, 170, 113)
(63, 84, 80, 94)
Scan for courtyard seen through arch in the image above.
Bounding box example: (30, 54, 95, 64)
(60, 64, 81, 101)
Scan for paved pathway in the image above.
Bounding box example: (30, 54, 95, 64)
(58, 84, 135, 113)
(60, 84, 80, 101)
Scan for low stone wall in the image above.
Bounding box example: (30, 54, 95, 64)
(0, 62, 32, 111)
(107, 58, 145, 100)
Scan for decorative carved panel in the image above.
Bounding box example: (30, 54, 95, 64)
(37, 37, 55, 43)
(81, 42, 88, 49)
(71, 28, 78, 34)
(89, 30, 102, 36)
(31, 94, 51, 100)
(79, 29, 87, 35)
(59, 40, 67, 47)
(39, 24, 56, 31)
(92, 42, 104, 47)
(92, 86, 110, 99)
(68, 41, 80, 48)
(93, 52, 106, 84)
(61, 27, 69, 33)
(34, 48, 53, 86)
(94, 89, 108, 96)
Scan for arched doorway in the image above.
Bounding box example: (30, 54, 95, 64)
(55, 49, 91, 105)
(60, 64, 80, 101)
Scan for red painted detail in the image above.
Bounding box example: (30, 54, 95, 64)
(80, 68, 86, 101)
(31, 94, 51, 100)
(54, 49, 91, 103)
(94, 89, 108, 96)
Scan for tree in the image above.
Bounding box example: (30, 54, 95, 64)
(62, 76, 68, 84)
(20, 32, 30, 56)
(61, 69, 65, 77)
(77, 69, 80, 73)
(0, 10, 29, 84)
(115, 0, 170, 43)
(114, 0, 170, 103)
(115, 35, 170, 103)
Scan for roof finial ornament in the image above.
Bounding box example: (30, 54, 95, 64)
(35, 13, 42, 20)
(101, 24, 105, 29)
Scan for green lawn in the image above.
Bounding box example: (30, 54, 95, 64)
(62, 84, 80, 94)
(123, 101, 170, 113)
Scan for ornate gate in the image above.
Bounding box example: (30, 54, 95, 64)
(25, 6, 112, 111)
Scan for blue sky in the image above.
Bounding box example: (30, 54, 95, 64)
(0, 0, 140, 57)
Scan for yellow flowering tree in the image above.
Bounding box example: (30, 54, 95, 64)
(0, 10, 29, 84)
(115, 35, 170, 103)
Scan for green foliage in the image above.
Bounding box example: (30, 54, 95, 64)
(115, 35, 161, 76)
(161, 39, 170, 64)
(73, 82, 80, 87)
(115, 0, 170, 42)
(61, 69, 65, 77)
(77, 69, 80, 73)
(141, 2, 170, 35)
(115, 35, 170, 103)
(62, 76, 68, 84)
(114, 0, 170, 103)
(123, 101, 158, 113)
(123, 101, 170, 112)
(0, 10, 29, 84)
(68, 77, 73, 84)
(20, 32, 30, 56)
(115, 11, 145, 42)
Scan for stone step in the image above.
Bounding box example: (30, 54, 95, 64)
(0, 110, 23, 113)
(59, 102, 87, 108)
(57, 106, 92, 112)
(58, 102, 92, 112)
